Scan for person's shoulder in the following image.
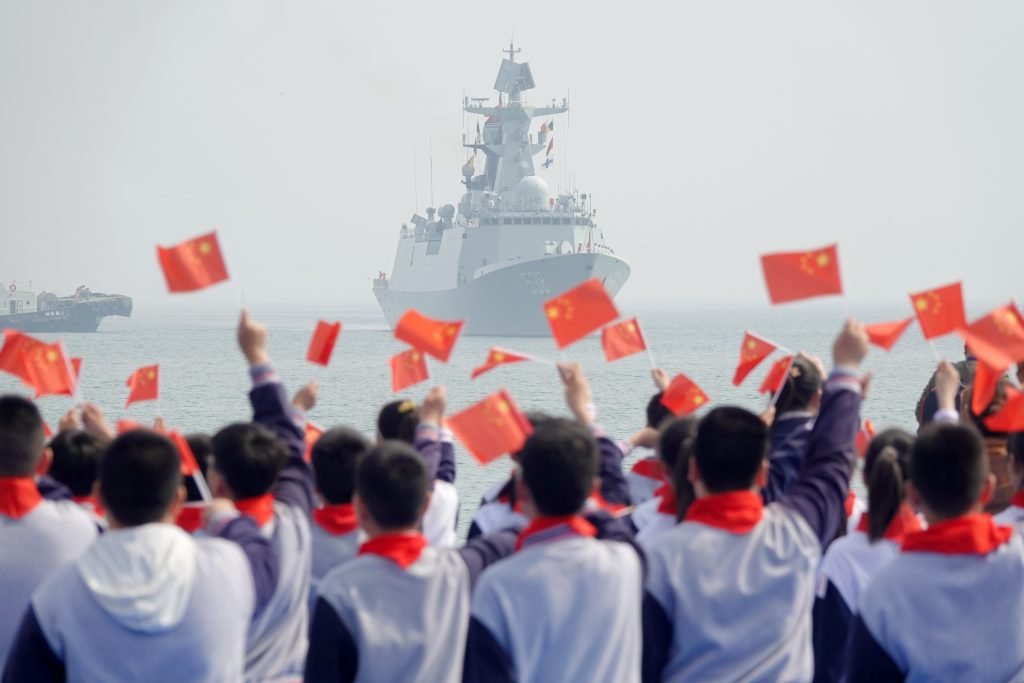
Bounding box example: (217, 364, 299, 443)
(195, 534, 248, 566)
(35, 499, 99, 531)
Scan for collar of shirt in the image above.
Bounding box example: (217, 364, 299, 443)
(775, 410, 816, 422)
(654, 484, 678, 516)
(630, 457, 665, 482)
(313, 503, 359, 536)
(685, 490, 764, 534)
(902, 514, 1012, 556)
(0, 477, 42, 519)
(515, 515, 597, 551)
(359, 531, 427, 569)
(856, 503, 922, 542)
(235, 494, 275, 527)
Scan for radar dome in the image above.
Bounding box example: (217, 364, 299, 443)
(516, 175, 551, 211)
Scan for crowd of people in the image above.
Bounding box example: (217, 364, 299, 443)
(0, 310, 1022, 682)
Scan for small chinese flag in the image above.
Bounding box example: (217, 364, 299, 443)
(660, 374, 710, 416)
(21, 342, 76, 398)
(759, 355, 794, 395)
(167, 430, 200, 477)
(447, 390, 533, 464)
(471, 348, 532, 379)
(0, 330, 47, 386)
(985, 385, 1024, 432)
(733, 333, 777, 386)
(394, 310, 464, 362)
(304, 422, 324, 463)
(909, 282, 966, 340)
(971, 361, 1001, 417)
(157, 231, 229, 293)
(125, 364, 160, 408)
(544, 279, 620, 349)
(307, 321, 342, 366)
(390, 348, 429, 393)
(601, 318, 648, 362)
(760, 244, 843, 305)
(855, 419, 877, 458)
(866, 317, 915, 351)
(176, 504, 206, 533)
(959, 303, 1024, 372)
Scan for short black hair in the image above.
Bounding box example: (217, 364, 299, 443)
(211, 423, 290, 499)
(646, 392, 673, 429)
(0, 395, 45, 477)
(48, 430, 104, 496)
(911, 423, 988, 518)
(312, 427, 370, 504)
(518, 418, 598, 516)
(100, 431, 182, 526)
(355, 440, 429, 529)
(695, 406, 769, 493)
(773, 356, 823, 414)
(658, 416, 698, 472)
(185, 433, 213, 478)
(377, 400, 420, 443)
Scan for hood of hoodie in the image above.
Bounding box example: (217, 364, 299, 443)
(78, 523, 197, 633)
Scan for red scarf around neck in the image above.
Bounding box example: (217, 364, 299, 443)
(0, 477, 42, 519)
(515, 515, 597, 551)
(685, 491, 764, 534)
(654, 484, 678, 516)
(359, 532, 427, 569)
(314, 503, 359, 536)
(902, 514, 1012, 556)
(855, 503, 922, 542)
(235, 494, 275, 527)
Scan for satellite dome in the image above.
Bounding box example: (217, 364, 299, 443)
(516, 175, 551, 211)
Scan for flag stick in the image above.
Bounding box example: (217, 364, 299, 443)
(636, 318, 657, 370)
(58, 342, 82, 405)
(192, 470, 212, 502)
(748, 332, 795, 357)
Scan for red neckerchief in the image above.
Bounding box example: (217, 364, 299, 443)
(358, 532, 427, 569)
(235, 494, 275, 527)
(1011, 490, 1024, 510)
(515, 515, 597, 551)
(590, 489, 627, 514)
(72, 495, 105, 519)
(902, 514, 1013, 556)
(856, 503, 922, 542)
(0, 477, 42, 519)
(631, 457, 665, 481)
(654, 484, 678, 516)
(685, 491, 764, 534)
(176, 505, 206, 533)
(844, 491, 857, 518)
(313, 503, 359, 536)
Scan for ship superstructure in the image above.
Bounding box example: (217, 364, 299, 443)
(373, 44, 630, 336)
(1, 282, 132, 333)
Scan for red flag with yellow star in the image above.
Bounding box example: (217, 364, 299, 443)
(544, 279, 620, 349)
(866, 317, 915, 351)
(601, 318, 648, 362)
(971, 361, 1001, 416)
(0, 330, 47, 386)
(447, 390, 533, 464)
(909, 282, 966, 340)
(759, 355, 794, 395)
(660, 373, 710, 416)
(390, 348, 428, 392)
(733, 333, 777, 386)
(394, 309, 464, 362)
(307, 321, 342, 366)
(985, 385, 1024, 432)
(471, 348, 532, 379)
(167, 430, 200, 476)
(157, 231, 229, 293)
(760, 244, 842, 304)
(958, 303, 1024, 371)
(125, 364, 159, 407)
(21, 341, 76, 397)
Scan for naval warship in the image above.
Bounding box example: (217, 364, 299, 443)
(1, 282, 132, 333)
(373, 44, 630, 336)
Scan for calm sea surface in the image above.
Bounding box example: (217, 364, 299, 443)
(2, 305, 966, 536)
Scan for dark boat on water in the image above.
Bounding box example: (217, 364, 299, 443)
(2, 282, 132, 333)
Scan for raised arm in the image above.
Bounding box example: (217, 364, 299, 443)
(238, 309, 316, 514)
(413, 387, 456, 483)
(779, 321, 867, 545)
(204, 501, 280, 615)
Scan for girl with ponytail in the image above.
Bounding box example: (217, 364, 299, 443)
(811, 429, 922, 683)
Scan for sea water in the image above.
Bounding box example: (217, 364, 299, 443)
(2, 304, 967, 536)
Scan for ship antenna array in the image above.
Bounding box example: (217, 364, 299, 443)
(429, 138, 435, 208)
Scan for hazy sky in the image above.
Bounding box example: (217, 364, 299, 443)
(1, 1, 1021, 312)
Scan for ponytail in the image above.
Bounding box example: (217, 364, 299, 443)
(865, 446, 904, 542)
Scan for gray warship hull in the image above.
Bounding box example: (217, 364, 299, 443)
(1, 295, 133, 333)
(374, 252, 630, 336)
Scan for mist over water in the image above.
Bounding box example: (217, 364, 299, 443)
(0, 304, 968, 535)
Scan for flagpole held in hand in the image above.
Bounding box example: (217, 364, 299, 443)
(767, 356, 797, 410)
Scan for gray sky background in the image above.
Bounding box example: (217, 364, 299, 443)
(1, 1, 1021, 313)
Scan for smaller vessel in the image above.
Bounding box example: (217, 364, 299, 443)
(1, 282, 133, 333)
